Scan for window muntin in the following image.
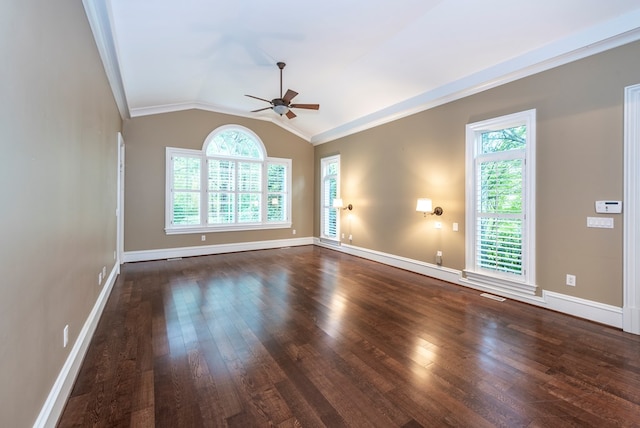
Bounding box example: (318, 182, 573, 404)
(465, 110, 536, 294)
(166, 125, 291, 234)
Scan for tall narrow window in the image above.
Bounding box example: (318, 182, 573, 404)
(320, 155, 340, 241)
(166, 125, 291, 234)
(465, 110, 536, 295)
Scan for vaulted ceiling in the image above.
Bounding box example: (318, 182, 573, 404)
(85, 0, 640, 144)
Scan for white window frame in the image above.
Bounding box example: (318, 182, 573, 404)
(320, 155, 340, 241)
(464, 109, 537, 296)
(165, 125, 292, 234)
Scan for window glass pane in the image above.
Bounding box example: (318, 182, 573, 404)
(208, 193, 234, 224)
(173, 192, 200, 225)
(206, 130, 263, 159)
(238, 162, 261, 192)
(327, 162, 338, 175)
(478, 159, 522, 214)
(481, 125, 526, 154)
(323, 207, 337, 238)
(267, 194, 284, 221)
(323, 177, 337, 206)
(173, 156, 200, 190)
(238, 193, 260, 222)
(208, 160, 235, 191)
(476, 217, 522, 275)
(267, 164, 286, 192)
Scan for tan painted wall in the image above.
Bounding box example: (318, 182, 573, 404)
(122, 110, 314, 251)
(0, 1, 122, 426)
(315, 40, 640, 307)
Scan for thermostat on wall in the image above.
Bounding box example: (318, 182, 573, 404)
(595, 200, 622, 214)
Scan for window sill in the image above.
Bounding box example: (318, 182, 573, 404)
(461, 270, 537, 296)
(319, 237, 341, 245)
(166, 222, 292, 235)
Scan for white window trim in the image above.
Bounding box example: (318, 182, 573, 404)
(165, 126, 292, 235)
(463, 109, 537, 296)
(320, 154, 340, 242)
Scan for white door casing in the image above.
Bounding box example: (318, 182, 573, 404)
(623, 83, 640, 335)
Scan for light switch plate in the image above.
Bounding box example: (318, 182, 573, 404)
(587, 217, 614, 228)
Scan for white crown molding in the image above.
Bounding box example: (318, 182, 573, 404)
(130, 101, 312, 143)
(82, 0, 130, 119)
(311, 15, 640, 145)
(85, 0, 640, 147)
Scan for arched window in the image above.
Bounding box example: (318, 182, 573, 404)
(166, 125, 291, 233)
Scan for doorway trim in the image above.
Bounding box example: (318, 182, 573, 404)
(624, 83, 640, 334)
(116, 132, 125, 268)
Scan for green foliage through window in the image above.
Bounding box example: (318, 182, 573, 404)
(476, 125, 526, 276)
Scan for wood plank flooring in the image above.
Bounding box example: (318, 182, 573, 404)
(58, 245, 640, 427)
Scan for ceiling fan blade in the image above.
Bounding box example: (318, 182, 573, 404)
(245, 94, 272, 104)
(251, 107, 272, 113)
(290, 103, 319, 110)
(285, 110, 297, 119)
(282, 89, 298, 104)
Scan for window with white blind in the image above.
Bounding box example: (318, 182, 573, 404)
(320, 155, 340, 241)
(464, 110, 537, 296)
(166, 125, 291, 234)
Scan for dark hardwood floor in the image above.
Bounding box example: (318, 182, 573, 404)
(58, 245, 640, 427)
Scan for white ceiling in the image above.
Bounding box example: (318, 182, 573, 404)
(86, 0, 640, 144)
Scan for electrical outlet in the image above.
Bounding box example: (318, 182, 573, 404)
(63, 325, 69, 348)
(566, 274, 576, 286)
(292, 229, 296, 235)
(201, 235, 206, 241)
(348, 234, 353, 241)
(452, 222, 459, 232)
(341, 233, 345, 239)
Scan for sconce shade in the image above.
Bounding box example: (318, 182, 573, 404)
(332, 198, 344, 209)
(416, 198, 433, 213)
(417, 198, 443, 216)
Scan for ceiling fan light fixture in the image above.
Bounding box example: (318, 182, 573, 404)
(273, 104, 289, 115)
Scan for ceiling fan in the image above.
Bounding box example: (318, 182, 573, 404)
(245, 62, 319, 119)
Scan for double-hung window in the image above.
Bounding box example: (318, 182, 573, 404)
(464, 110, 537, 296)
(320, 155, 340, 241)
(166, 125, 291, 234)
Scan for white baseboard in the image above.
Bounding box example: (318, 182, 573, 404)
(314, 239, 461, 285)
(34, 238, 625, 426)
(34, 262, 120, 428)
(123, 236, 314, 262)
(544, 290, 623, 328)
(315, 239, 623, 328)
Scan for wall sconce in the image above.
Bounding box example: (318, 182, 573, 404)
(333, 198, 353, 211)
(416, 198, 443, 217)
